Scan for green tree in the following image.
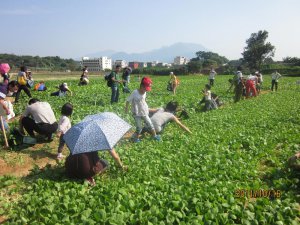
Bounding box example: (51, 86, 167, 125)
(195, 51, 229, 68)
(283, 57, 300, 66)
(242, 30, 275, 70)
(187, 60, 202, 73)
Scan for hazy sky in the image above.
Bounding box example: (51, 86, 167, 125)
(1, 0, 299, 60)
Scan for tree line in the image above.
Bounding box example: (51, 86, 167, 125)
(0, 54, 81, 71)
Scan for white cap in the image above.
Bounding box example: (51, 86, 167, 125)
(63, 83, 68, 87)
(170, 72, 174, 75)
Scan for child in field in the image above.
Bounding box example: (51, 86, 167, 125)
(202, 84, 213, 111)
(125, 77, 160, 142)
(56, 103, 73, 159)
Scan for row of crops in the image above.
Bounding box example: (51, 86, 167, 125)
(1, 74, 300, 224)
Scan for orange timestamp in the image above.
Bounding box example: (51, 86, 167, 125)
(234, 189, 281, 198)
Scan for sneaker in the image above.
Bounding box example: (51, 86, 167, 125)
(132, 138, 141, 143)
(153, 135, 161, 141)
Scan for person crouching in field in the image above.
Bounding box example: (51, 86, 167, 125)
(19, 98, 58, 141)
(142, 101, 192, 135)
(51, 83, 72, 97)
(34, 81, 47, 91)
(245, 74, 258, 98)
(79, 67, 89, 86)
(255, 72, 262, 95)
(125, 77, 161, 142)
(56, 103, 73, 159)
(201, 84, 214, 112)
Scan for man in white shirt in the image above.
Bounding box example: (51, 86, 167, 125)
(19, 98, 58, 141)
(271, 70, 282, 91)
(209, 68, 217, 86)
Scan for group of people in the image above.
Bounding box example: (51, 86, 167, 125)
(1, 63, 296, 186)
(231, 68, 282, 103)
(0, 63, 193, 185)
(107, 65, 132, 104)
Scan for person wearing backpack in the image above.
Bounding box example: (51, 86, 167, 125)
(15, 66, 32, 103)
(110, 65, 122, 104)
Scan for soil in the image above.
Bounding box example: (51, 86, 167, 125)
(0, 141, 59, 177)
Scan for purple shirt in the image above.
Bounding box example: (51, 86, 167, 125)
(0, 84, 8, 99)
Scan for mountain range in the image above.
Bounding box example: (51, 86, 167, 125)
(83, 42, 209, 63)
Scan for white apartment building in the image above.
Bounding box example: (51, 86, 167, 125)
(81, 57, 112, 71)
(114, 60, 127, 68)
(174, 56, 190, 65)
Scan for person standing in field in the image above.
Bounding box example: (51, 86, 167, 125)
(233, 69, 244, 102)
(122, 67, 132, 93)
(208, 68, 217, 86)
(169, 72, 179, 95)
(255, 72, 262, 95)
(125, 77, 160, 142)
(110, 65, 122, 104)
(15, 66, 32, 103)
(271, 70, 282, 91)
(56, 103, 73, 159)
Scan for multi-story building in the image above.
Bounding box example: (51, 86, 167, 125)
(138, 62, 147, 68)
(174, 56, 190, 65)
(147, 62, 155, 67)
(81, 57, 112, 71)
(114, 60, 127, 68)
(128, 62, 139, 69)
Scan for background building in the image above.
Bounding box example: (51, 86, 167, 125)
(114, 60, 127, 68)
(174, 56, 190, 65)
(128, 62, 139, 69)
(81, 57, 112, 71)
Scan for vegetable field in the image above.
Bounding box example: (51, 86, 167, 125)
(1, 74, 300, 224)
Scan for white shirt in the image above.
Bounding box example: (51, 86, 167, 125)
(22, 102, 57, 124)
(205, 90, 211, 101)
(58, 115, 71, 134)
(272, 72, 281, 82)
(127, 90, 149, 116)
(151, 108, 175, 133)
(0, 100, 15, 120)
(209, 70, 217, 79)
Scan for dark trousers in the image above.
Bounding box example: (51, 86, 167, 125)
(58, 134, 65, 153)
(15, 85, 32, 102)
(271, 80, 278, 91)
(22, 117, 58, 138)
(234, 83, 244, 102)
(111, 86, 119, 104)
(209, 79, 214, 86)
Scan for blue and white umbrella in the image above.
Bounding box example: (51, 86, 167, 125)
(64, 112, 131, 155)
